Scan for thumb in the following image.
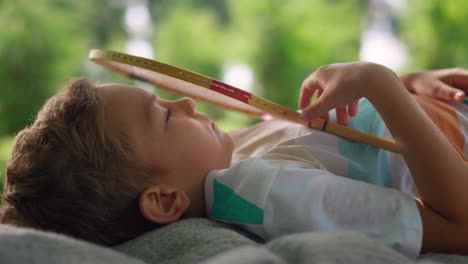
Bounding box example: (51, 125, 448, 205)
(300, 95, 334, 122)
(433, 80, 465, 103)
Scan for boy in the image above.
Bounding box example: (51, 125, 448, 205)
(0, 77, 234, 246)
(1, 62, 467, 258)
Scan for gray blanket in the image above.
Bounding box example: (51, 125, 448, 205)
(115, 218, 468, 264)
(1, 218, 468, 263)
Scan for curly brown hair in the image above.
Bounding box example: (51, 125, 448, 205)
(0, 78, 162, 246)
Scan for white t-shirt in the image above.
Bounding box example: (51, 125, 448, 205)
(205, 141, 423, 258)
(205, 96, 468, 258)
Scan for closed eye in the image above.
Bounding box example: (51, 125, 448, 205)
(166, 109, 172, 123)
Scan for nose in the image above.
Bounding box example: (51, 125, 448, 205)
(174, 97, 196, 115)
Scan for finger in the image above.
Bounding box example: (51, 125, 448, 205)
(317, 88, 323, 98)
(347, 101, 359, 117)
(299, 79, 319, 110)
(300, 93, 336, 122)
(441, 68, 468, 89)
(336, 106, 348, 125)
(320, 112, 329, 121)
(317, 88, 329, 120)
(432, 80, 466, 103)
(299, 85, 316, 110)
(453, 90, 466, 104)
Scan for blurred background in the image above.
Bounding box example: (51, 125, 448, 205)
(1, 0, 467, 190)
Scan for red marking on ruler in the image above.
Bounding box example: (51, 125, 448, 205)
(210, 80, 251, 104)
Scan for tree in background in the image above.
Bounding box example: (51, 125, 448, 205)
(0, 0, 125, 189)
(226, 0, 364, 109)
(1, 0, 466, 135)
(0, 0, 124, 136)
(399, 0, 468, 70)
(152, 0, 364, 119)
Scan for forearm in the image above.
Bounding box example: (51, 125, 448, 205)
(366, 67, 468, 223)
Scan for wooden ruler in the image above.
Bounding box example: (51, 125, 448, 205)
(90, 49, 451, 156)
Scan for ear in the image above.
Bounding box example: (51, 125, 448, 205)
(138, 185, 190, 224)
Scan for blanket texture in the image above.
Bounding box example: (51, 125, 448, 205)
(115, 218, 468, 264)
(2, 218, 468, 263)
(0, 223, 143, 264)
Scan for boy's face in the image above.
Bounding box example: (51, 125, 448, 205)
(96, 84, 234, 201)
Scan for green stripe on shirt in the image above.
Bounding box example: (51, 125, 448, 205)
(211, 179, 264, 224)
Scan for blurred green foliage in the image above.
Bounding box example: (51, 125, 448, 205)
(152, 0, 364, 111)
(0, 0, 124, 136)
(0, 0, 467, 193)
(399, 0, 468, 70)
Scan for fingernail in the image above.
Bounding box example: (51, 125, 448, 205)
(455, 91, 464, 100)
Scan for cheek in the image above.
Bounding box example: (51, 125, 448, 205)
(187, 133, 227, 161)
(185, 122, 213, 143)
(178, 128, 214, 154)
(177, 122, 232, 164)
